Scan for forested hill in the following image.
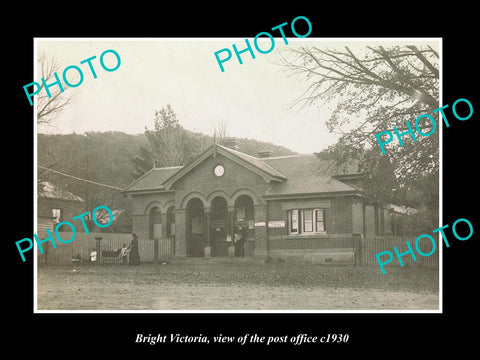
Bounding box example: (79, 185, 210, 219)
(38, 131, 295, 188)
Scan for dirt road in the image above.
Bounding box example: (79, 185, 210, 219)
(36, 261, 439, 311)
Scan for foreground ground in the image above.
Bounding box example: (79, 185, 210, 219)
(36, 260, 439, 311)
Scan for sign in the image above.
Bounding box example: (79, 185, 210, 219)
(268, 221, 285, 228)
(254, 222, 266, 227)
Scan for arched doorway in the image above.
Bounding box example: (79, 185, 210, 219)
(234, 195, 255, 256)
(186, 198, 205, 257)
(210, 196, 229, 256)
(149, 206, 162, 240)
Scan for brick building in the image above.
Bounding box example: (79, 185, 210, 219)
(123, 138, 392, 264)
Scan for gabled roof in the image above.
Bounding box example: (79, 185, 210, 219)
(123, 144, 363, 197)
(122, 166, 183, 193)
(160, 144, 287, 190)
(216, 144, 287, 180)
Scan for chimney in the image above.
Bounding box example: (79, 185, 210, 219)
(220, 137, 241, 151)
(258, 150, 275, 158)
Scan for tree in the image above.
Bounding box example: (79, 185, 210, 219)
(38, 132, 146, 233)
(131, 104, 210, 178)
(212, 119, 229, 139)
(36, 53, 74, 128)
(279, 44, 440, 189)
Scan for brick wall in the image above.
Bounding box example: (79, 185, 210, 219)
(131, 192, 175, 215)
(365, 205, 375, 236)
(264, 196, 356, 264)
(253, 204, 267, 258)
(352, 201, 364, 234)
(132, 214, 148, 240)
(173, 153, 269, 209)
(266, 196, 355, 238)
(175, 209, 187, 256)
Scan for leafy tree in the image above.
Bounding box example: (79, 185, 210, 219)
(131, 104, 212, 178)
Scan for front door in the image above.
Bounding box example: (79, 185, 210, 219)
(210, 196, 229, 257)
(186, 198, 205, 257)
(211, 219, 228, 256)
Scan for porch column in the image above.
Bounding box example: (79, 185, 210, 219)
(154, 212, 167, 264)
(204, 207, 211, 257)
(228, 206, 235, 257)
(174, 208, 187, 257)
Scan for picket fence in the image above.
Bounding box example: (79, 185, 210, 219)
(37, 231, 175, 265)
(35, 227, 438, 269)
(354, 234, 439, 269)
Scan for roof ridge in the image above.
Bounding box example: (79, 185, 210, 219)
(216, 144, 287, 180)
(216, 144, 258, 159)
(263, 153, 314, 160)
(153, 165, 184, 170)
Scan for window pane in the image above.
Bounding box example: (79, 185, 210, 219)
(316, 221, 325, 232)
(315, 209, 325, 232)
(303, 210, 312, 221)
(303, 210, 313, 232)
(290, 210, 298, 233)
(316, 210, 324, 221)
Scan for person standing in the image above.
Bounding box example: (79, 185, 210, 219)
(128, 234, 140, 266)
(234, 226, 241, 257)
(120, 243, 129, 265)
(239, 226, 247, 257)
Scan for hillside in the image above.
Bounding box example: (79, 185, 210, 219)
(38, 131, 295, 186)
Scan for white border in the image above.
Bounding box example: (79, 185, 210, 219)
(33, 37, 442, 314)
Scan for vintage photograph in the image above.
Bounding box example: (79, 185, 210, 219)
(34, 38, 440, 311)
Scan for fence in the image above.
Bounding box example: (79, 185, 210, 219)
(37, 231, 175, 265)
(354, 234, 439, 269)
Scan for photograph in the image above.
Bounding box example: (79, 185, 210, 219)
(33, 38, 440, 312)
(8, 8, 478, 355)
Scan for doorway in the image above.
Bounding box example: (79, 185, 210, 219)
(210, 196, 229, 256)
(186, 198, 205, 257)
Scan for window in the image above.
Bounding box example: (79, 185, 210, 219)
(316, 209, 325, 232)
(52, 208, 62, 224)
(302, 210, 313, 232)
(288, 209, 326, 235)
(289, 209, 299, 234)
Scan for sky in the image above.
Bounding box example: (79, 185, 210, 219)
(35, 38, 440, 154)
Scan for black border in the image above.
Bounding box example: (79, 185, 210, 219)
(7, 5, 478, 355)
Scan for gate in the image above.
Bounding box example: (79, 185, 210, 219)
(157, 236, 176, 263)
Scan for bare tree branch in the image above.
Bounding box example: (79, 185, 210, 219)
(278, 44, 440, 186)
(37, 53, 75, 127)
